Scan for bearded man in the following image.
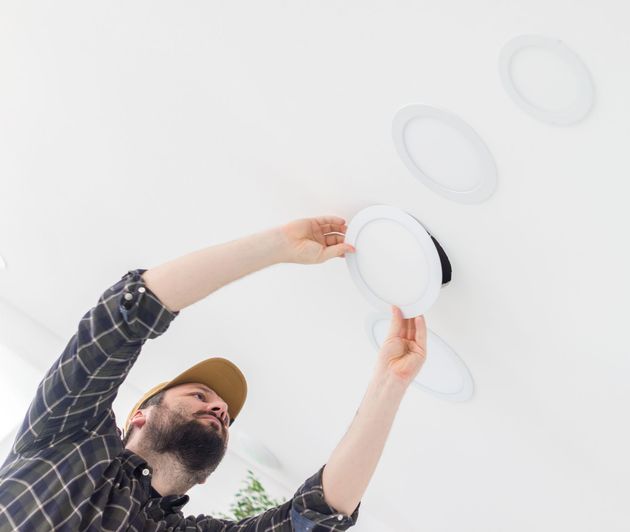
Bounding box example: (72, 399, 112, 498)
(0, 216, 427, 531)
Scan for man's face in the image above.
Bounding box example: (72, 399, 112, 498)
(141, 383, 231, 478)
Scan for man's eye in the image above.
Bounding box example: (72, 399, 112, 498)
(193, 393, 205, 400)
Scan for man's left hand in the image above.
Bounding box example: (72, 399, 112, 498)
(280, 216, 356, 264)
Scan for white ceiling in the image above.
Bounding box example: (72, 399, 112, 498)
(1, 1, 629, 530)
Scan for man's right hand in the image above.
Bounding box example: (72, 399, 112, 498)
(375, 305, 427, 386)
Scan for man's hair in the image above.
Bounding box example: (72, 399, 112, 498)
(121, 389, 167, 447)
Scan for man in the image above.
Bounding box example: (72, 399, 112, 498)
(0, 216, 427, 531)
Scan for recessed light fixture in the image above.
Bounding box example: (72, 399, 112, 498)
(345, 205, 451, 318)
(366, 312, 474, 402)
(0, 254, 6, 270)
(499, 35, 595, 125)
(392, 104, 498, 204)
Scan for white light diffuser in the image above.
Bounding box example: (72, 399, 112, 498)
(365, 313, 474, 402)
(345, 205, 447, 318)
(499, 35, 595, 125)
(392, 105, 498, 204)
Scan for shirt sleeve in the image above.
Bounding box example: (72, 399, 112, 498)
(288, 464, 361, 531)
(186, 464, 360, 531)
(12, 268, 179, 454)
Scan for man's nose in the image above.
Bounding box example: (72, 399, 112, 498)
(204, 402, 229, 426)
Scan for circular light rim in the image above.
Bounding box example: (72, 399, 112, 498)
(365, 312, 474, 402)
(498, 34, 595, 126)
(346, 205, 442, 318)
(392, 104, 498, 204)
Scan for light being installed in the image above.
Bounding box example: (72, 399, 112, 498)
(392, 104, 498, 204)
(499, 35, 595, 125)
(345, 205, 451, 318)
(366, 312, 474, 402)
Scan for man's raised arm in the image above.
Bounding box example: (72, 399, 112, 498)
(140, 227, 288, 313)
(322, 306, 427, 516)
(140, 216, 353, 313)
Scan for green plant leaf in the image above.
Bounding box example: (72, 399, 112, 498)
(222, 469, 288, 520)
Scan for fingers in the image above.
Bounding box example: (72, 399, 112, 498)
(387, 305, 403, 338)
(316, 216, 346, 227)
(415, 315, 427, 345)
(317, 216, 348, 240)
(322, 226, 348, 237)
(387, 306, 427, 344)
(407, 315, 415, 341)
(323, 225, 349, 248)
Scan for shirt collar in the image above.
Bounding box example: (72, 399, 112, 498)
(120, 449, 190, 513)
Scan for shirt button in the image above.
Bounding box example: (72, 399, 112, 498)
(138, 287, 146, 293)
(142, 468, 150, 476)
(336, 514, 344, 521)
(124, 293, 133, 301)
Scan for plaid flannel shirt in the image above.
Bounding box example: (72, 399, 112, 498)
(0, 268, 360, 531)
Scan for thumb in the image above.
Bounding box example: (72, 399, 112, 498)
(323, 243, 354, 261)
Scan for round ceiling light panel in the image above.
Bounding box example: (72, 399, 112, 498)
(345, 205, 451, 319)
(499, 35, 595, 125)
(366, 312, 474, 402)
(392, 104, 498, 204)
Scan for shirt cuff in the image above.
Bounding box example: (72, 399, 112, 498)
(291, 464, 361, 530)
(116, 268, 180, 339)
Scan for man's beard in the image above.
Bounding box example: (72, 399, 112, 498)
(144, 404, 227, 480)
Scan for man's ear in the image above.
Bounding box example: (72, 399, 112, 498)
(130, 409, 148, 430)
